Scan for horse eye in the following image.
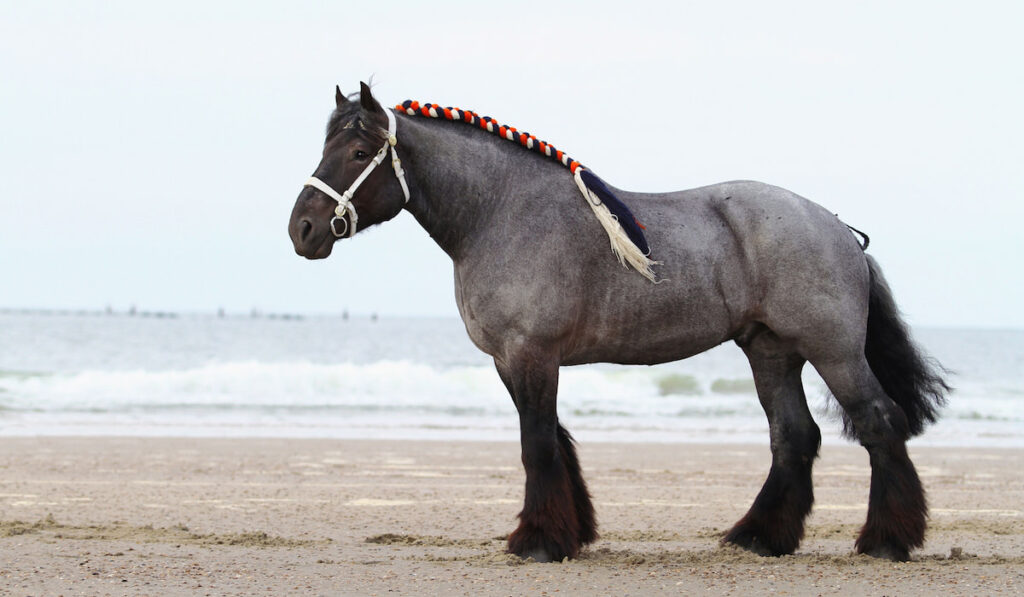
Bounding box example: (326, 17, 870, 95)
(354, 150, 369, 160)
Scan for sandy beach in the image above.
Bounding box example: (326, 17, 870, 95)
(1, 437, 1021, 596)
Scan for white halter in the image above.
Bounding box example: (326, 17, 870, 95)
(304, 108, 410, 238)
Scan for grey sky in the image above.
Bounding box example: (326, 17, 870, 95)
(1, 1, 1021, 328)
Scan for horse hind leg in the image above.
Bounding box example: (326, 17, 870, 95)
(814, 356, 926, 561)
(724, 329, 820, 556)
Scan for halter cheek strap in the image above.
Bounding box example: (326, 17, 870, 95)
(304, 108, 410, 238)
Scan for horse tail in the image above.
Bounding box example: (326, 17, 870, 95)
(845, 255, 950, 438)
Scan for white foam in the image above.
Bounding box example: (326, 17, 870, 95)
(1, 314, 1022, 446)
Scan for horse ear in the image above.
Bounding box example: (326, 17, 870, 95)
(335, 85, 349, 108)
(359, 81, 383, 114)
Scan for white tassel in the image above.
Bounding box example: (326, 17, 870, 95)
(573, 169, 658, 282)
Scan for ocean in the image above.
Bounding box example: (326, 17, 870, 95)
(1, 311, 1021, 447)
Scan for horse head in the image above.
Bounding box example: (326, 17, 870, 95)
(288, 82, 409, 259)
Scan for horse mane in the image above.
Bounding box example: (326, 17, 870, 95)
(396, 101, 587, 174)
(395, 100, 654, 266)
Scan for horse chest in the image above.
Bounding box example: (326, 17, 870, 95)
(452, 268, 503, 357)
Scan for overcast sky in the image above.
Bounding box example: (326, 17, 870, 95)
(1, 1, 1021, 328)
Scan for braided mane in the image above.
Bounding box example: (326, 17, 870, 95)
(397, 101, 588, 174)
(396, 100, 658, 281)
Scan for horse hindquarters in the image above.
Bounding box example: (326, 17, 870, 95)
(494, 352, 596, 561)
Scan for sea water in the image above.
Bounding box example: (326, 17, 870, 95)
(0, 311, 1021, 446)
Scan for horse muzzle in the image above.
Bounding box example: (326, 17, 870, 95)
(289, 212, 339, 260)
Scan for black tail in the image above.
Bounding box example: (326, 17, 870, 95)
(843, 256, 950, 438)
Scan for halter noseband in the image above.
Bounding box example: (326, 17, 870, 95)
(304, 108, 410, 238)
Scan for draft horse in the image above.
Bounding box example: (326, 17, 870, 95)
(288, 83, 948, 562)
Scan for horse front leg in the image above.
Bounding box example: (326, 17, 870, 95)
(495, 353, 595, 562)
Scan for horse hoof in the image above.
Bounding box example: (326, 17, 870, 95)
(860, 543, 910, 562)
(724, 535, 776, 557)
(723, 520, 797, 557)
(521, 547, 554, 563)
(744, 538, 777, 557)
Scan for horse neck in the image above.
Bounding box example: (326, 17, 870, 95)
(395, 115, 544, 259)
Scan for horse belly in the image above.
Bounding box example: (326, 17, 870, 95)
(562, 285, 739, 366)
(562, 332, 728, 366)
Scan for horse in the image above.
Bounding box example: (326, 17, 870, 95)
(287, 82, 949, 563)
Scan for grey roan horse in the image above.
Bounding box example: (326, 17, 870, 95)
(288, 83, 948, 563)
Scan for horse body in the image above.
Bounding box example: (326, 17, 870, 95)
(456, 181, 865, 371)
(288, 84, 947, 563)
(396, 112, 863, 367)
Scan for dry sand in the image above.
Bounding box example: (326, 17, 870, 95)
(1, 437, 1021, 596)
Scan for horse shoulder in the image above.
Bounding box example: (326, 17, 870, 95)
(452, 247, 579, 361)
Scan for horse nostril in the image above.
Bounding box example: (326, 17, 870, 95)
(299, 219, 313, 244)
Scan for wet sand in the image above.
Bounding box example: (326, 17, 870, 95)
(1, 437, 1022, 595)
